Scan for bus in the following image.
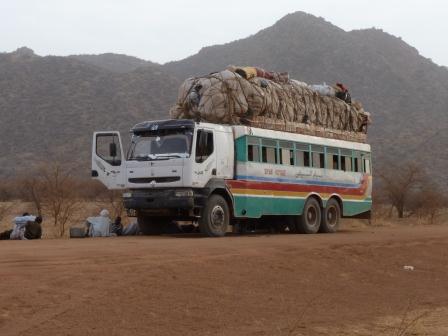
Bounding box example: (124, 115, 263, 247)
(92, 119, 372, 237)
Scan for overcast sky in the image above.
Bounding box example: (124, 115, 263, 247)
(1, 0, 447, 66)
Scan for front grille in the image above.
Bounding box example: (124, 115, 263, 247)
(128, 176, 180, 184)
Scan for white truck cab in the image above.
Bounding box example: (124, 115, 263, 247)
(92, 119, 235, 236)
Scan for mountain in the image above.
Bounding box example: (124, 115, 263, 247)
(69, 53, 159, 73)
(0, 48, 179, 176)
(1, 12, 447, 187)
(164, 12, 448, 186)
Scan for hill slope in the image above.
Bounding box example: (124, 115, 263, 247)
(0, 48, 179, 175)
(69, 53, 159, 73)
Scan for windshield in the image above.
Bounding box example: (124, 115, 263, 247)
(128, 129, 193, 160)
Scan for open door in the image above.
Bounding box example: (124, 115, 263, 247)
(92, 131, 126, 189)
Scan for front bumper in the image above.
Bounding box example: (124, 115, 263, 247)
(123, 188, 206, 216)
(124, 189, 194, 209)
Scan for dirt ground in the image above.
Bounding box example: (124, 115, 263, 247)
(1, 223, 448, 336)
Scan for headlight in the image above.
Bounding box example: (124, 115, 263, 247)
(122, 192, 132, 198)
(174, 190, 193, 197)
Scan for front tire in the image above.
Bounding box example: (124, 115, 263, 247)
(199, 194, 230, 237)
(320, 198, 341, 233)
(296, 197, 322, 234)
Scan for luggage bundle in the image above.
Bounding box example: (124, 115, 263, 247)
(170, 66, 371, 142)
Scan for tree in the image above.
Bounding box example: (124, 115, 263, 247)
(18, 176, 44, 216)
(378, 163, 424, 218)
(407, 178, 446, 224)
(40, 163, 81, 237)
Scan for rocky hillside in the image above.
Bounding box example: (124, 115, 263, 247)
(1, 12, 447, 186)
(0, 48, 179, 175)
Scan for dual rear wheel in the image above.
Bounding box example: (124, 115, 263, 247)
(295, 197, 341, 234)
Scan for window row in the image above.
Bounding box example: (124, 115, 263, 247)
(246, 136, 371, 173)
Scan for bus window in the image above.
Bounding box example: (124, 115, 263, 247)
(261, 138, 277, 164)
(262, 147, 277, 163)
(326, 147, 339, 170)
(353, 152, 362, 172)
(313, 153, 325, 168)
(248, 145, 260, 162)
(340, 149, 352, 171)
(363, 154, 372, 174)
(280, 148, 294, 165)
(295, 143, 310, 167)
(311, 145, 325, 168)
(296, 151, 311, 167)
(341, 156, 352, 171)
(279, 141, 294, 165)
(247, 137, 260, 162)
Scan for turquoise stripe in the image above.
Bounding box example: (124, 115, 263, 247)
(233, 195, 372, 219)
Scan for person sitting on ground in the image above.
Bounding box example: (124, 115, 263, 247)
(10, 213, 36, 240)
(110, 216, 141, 236)
(85, 209, 112, 237)
(0, 213, 42, 240)
(110, 216, 123, 236)
(122, 220, 141, 236)
(24, 216, 43, 240)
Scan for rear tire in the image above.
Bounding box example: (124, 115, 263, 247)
(296, 197, 322, 234)
(137, 214, 175, 235)
(199, 194, 229, 237)
(320, 198, 341, 233)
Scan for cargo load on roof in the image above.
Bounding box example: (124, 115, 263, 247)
(170, 66, 371, 143)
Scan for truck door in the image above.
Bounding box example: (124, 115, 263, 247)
(192, 128, 217, 188)
(92, 132, 126, 189)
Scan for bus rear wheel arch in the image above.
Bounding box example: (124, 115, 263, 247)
(296, 196, 322, 234)
(320, 197, 341, 233)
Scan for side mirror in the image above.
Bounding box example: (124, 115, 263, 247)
(109, 142, 117, 157)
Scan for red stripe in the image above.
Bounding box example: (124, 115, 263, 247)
(226, 175, 369, 196)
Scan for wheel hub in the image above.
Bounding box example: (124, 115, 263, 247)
(327, 206, 337, 226)
(210, 205, 225, 228)
(307, 206, 317, 225)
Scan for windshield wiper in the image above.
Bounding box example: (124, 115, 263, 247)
(133, 154, 187, 161)
(155, 154, 183, 159)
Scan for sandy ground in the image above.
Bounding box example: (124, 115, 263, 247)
(1, 224, 448, 336)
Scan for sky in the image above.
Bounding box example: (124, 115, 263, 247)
(1, 0, 447, 66)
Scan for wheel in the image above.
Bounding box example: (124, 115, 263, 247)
(199, 194, 230, 237)
(137, 214, 174, 235)
(296, 197, 322, 234)
(320, 198, 341, 233)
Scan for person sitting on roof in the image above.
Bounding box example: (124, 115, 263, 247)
(335, 82, 352, 104)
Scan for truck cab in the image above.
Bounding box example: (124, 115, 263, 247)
(92, 119, 235, 236)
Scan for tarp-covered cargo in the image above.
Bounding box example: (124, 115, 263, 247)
(170, 66, 371, 142)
